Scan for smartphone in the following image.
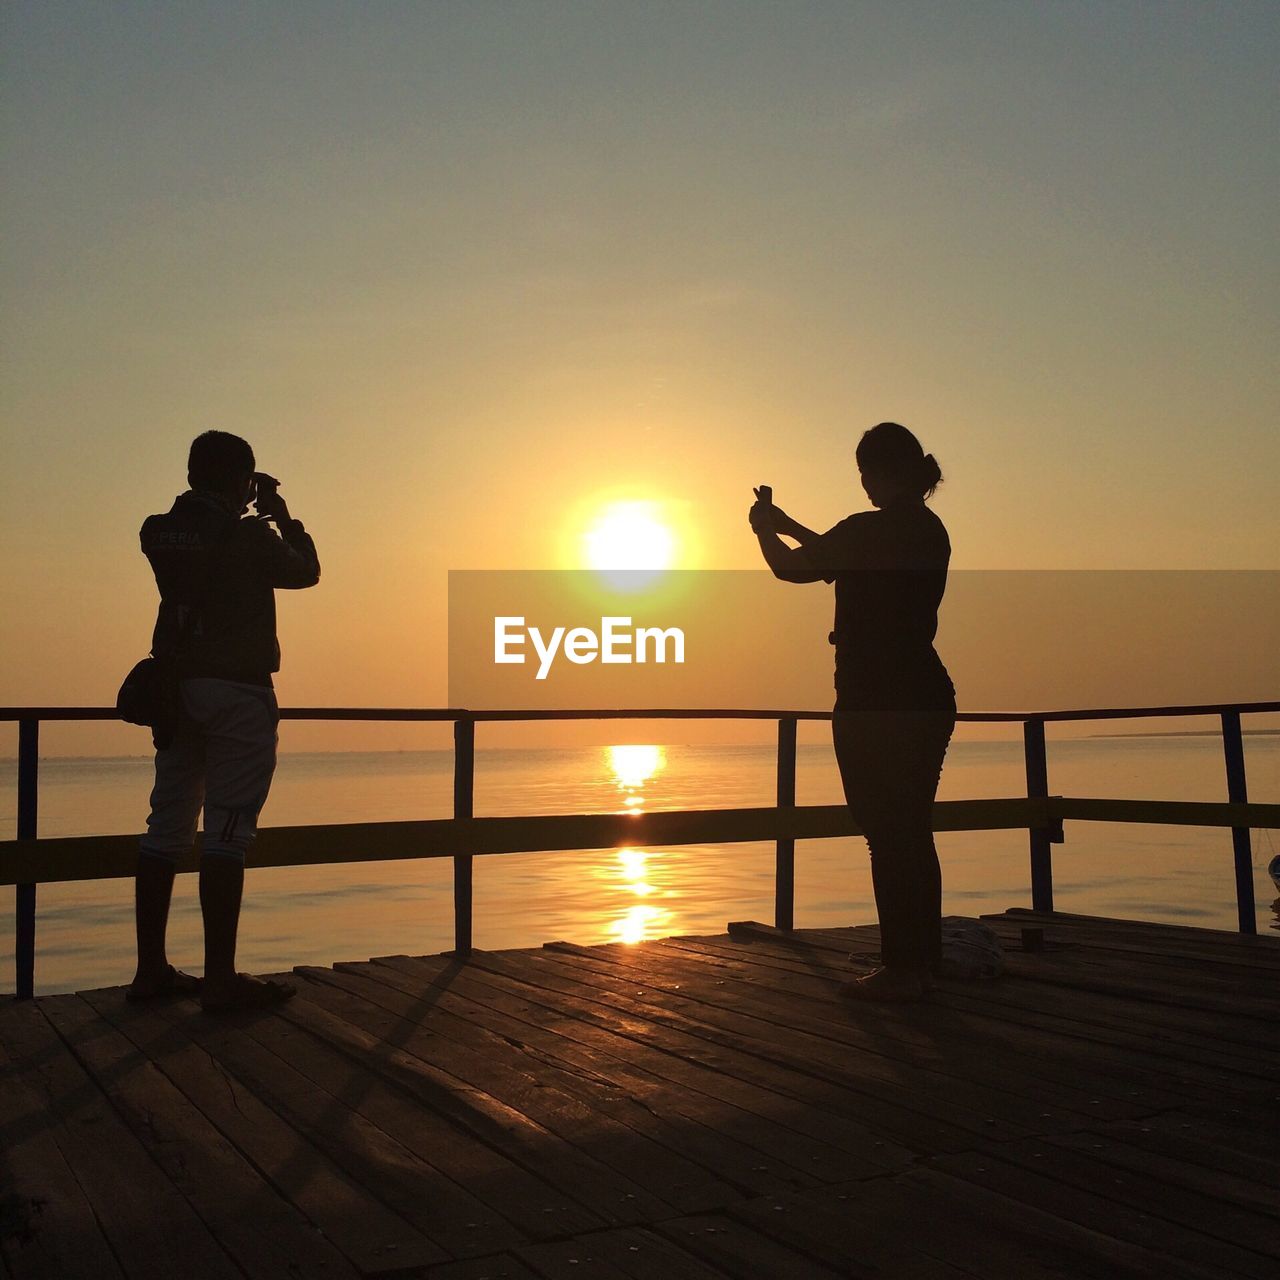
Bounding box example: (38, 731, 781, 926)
(754, 485, 773, 505)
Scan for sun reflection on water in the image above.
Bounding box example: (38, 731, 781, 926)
(604, 745, 672, 944)
(608, 744, 665, 793)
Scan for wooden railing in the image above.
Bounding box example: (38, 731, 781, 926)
(3, 702, 1279, 999)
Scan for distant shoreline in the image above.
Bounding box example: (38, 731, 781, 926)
(1088, 729, 1280, 739)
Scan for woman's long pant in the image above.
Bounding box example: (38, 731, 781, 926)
(832, 703, 956, 974)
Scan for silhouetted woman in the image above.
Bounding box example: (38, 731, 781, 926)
(750, 422, 955, 1002)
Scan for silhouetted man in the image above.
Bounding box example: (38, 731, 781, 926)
(129, 431, 320, 1012)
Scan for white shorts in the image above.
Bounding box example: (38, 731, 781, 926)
(140, 677, 279, 865)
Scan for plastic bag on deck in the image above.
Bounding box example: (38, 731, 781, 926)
(937, 916, 1005, 980)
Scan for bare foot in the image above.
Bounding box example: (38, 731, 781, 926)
(128, 964, 171, 998)
(838, 966, 927, 1003)
(202, 972, 296, 1014)
(127, 964, 202, 1002)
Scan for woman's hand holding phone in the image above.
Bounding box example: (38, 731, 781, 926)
(749, 484, 777, 534)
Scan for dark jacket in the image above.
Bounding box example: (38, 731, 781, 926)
(141, 490, 320, 684)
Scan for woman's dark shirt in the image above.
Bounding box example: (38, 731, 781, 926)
(805, 496, 955, 711)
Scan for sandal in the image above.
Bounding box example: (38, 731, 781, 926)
(201, 974, 296, 1015)
(126, 965, 203, 1002)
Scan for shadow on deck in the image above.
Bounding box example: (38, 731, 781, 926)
(2, 909, 1277, 1279)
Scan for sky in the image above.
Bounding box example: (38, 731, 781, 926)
(2, 1, 1277, 754)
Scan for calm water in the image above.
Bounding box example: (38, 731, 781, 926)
(2, 732, 1277, 995)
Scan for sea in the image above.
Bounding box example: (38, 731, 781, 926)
(2, 731, 1277, 995)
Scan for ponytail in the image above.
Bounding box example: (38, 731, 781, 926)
(856, 422, 944, 501)
(917, 452, 943, 499)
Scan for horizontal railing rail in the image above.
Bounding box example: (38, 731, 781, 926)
(4, 700, 1277, 997)
(4, 700, 1280, 723)
(4, 796, 1278, 886)
(0, 798, 1071, 885)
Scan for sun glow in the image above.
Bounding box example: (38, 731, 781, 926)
(584, 502, 676, 572)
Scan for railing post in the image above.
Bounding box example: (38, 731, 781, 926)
(1221, 710, 1256, 935)
(775, 716, 797, 931)
(1023, 718, 1053, 913)
(453, 717, 475, 956)
(15, 717, 38, 999)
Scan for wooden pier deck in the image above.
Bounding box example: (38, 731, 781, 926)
(2, 909, 1277, 1279)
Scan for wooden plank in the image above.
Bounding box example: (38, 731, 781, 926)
(1001, 907, 1280, 951)
(553, 934, 1194, 1118)
(983, 916, 1278, 1004)
(272, 971, 679, 1227)
(982, 946, 1277, 1023)
(663, 930, 1254, 1103)
(141, 992, 497, 1262)
(12, 697, 1280, 721)
(927, 1146, 1277, 1279)
(737, 922, 1280, 1055)
(322, 963, 794, 1200)
(290, 963, 740, 1216)
(39, 993, 361, 1280)
(368, 953, 917, 1180)
(998, 907, 1280, 951)
(983, 941, 1280, 1033)
(10, 917, 1272, 1279)
(0, 999, 240, 1280)
(978, 919, 1280, 994)
(82, 986, 441, 1276)
(980, 938, 1280, 1007)
(972, 916, 1274, 972)
(724, 1177, 1077, 1280)
(518, 1227, 736, 1280)
(658, 933, 1270, 1103)
(526, 942, 1090, 1136)
(1140, 1104, 1280, 1162)
(0, 1030, 125, 1280)
(460, 947, 984, 1155)
(1055, 795, 1280, 830)
(7, 795, 1278, 886)
(655, 1215, 862, 1280)
(1048, 1129, 1280, 1224)
(0, 796, 1057, 884)
(854, 1166, 1232, 1280)
(334, 954, 865, 1194)
(224, 978, 603, 1244)
(365, 951, 902, 1187)
(1087, 1114, 1280, 1183)
(513, 1239, 636, 1279)
(597, 931, 1202, 1118)
(187, 983, 539, 1255)
(424, 1256, 543, 1280)
(983, 911, 1280, 973)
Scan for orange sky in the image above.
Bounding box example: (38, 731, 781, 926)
(2, 4, 1277, 755)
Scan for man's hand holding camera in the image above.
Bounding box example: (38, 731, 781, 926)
(252, 472, 291, 525)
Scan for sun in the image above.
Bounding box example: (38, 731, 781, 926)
(584, 502, 677, 572)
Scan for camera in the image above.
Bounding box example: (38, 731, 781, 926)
(253, 472, 280, 512)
